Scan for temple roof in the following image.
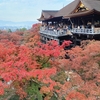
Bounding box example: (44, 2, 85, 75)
(37, 10, 58, 21)
(81, 0, 100, 11)
(54, 0, 80, 17)
(62, 0, 100, 18)
(38, 0, 100, 21)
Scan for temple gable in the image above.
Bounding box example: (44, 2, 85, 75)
(73, 1, 88, 13)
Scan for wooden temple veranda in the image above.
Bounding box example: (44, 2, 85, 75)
(38, 0, 100, 45)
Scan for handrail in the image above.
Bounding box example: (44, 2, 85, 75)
(40, 27, 68, 36)
(40, 27, 100, 35)
(71, 28, 100, 34)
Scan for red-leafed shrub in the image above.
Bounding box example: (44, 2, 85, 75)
(0, 23, 100, 100)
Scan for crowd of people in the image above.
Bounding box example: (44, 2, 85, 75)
(40, 23, 72, 35)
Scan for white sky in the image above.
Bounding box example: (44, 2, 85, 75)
(0, 0, 74, 22)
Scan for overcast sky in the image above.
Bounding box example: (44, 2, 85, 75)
(0, 0, 74, 22)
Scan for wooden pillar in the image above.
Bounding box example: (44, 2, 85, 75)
(92, 15, 95, 33)
(77, 18, 80, 28)
(72, 19, 74, 28)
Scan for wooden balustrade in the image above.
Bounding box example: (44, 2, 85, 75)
(71, 28, 100, 34)
(40, 27, 100, 36)
(40, 27, 68, 36)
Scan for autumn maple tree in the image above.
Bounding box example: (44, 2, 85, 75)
(0, 24, 71, 100)
(0, 23, 100, 100)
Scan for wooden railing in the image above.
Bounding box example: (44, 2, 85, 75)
(71, 28, 100, 34)
(40, 27, 68, 36)
(95, 28, 100, 34)
(40, 27, 100, 36)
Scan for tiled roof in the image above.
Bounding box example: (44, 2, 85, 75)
(37, 10, 58, 21)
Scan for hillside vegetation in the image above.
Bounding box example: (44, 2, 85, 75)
(0, 23, 100, 100)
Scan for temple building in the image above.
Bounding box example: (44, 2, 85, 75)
(37, 10, 58, 21)
(38, 0, 100, 45)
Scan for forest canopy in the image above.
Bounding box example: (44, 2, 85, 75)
(0, 23, 100, 100)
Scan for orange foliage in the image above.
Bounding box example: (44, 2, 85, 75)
(66, 91, 87, 100)
(0, 23, 100, 100)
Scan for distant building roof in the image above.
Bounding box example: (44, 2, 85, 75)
(37, 10, 58, 21)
